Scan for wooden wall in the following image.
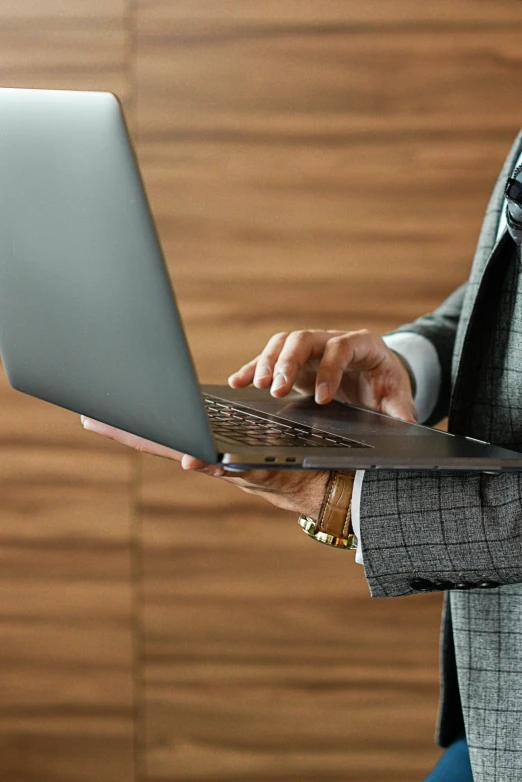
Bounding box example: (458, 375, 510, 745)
(1, 2, 522, 780)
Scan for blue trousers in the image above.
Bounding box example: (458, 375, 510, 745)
(423, 736, 473, 782)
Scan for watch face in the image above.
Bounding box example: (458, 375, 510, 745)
(297, 515, 355, 549)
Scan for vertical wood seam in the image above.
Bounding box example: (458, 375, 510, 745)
(126, 2, 146, 781)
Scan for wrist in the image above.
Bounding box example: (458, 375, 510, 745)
(298, 470, 356, 550)
(294, 469, 332, 520)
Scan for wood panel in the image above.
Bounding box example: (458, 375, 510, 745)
(0, 20, 129, 98)
(0, 1, 125, 18)
(132, 2, 522, 779)
(140, 459, 442, 782)
(0, 406, 136, 779)
(0, 4, 136, 781)
(0, 440, 134, 782)
(137, 0, 522, 25)
(135, 14, 522, 136)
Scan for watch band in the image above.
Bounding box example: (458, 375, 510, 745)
(298, 470, 357, 549)
(318, 469, 355, 538)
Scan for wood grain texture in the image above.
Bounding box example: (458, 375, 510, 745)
(134, 3, 522, 780)
(0, 440, 135, 781)
(0, 0, 130, 97)
(0, 0, 126, 18)
(135, 20, 522, 137)
(137, 0, 522, 25)
(139, 459, 442, 782)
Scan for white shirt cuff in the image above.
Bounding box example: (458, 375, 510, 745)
(351, 469, 365, 565)
(382, 332, 441, 425)
(352, 331, 442, 565)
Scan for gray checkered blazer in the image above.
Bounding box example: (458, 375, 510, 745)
(360, 130, 522, 781)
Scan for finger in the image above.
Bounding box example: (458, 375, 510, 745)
(180, 453, 227, 476)
(252, 332, 290, 388)
(314, 332, 377, 403)
(81, 416, 186, 461)
(228, 333, 290, 389)
(270, 330, 331, 397)
(314, 338, 355, 403)
(228, 357, 259, 388)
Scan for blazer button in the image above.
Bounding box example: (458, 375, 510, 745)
(478, 580, 500, 589)
(434, 580, 455, 591)
(454, 582, 473, 590)
(410, 577, 435, 592)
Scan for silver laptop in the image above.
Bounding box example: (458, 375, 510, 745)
(0, 87, 521, 473)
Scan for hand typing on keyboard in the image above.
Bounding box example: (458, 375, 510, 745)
(228, 329, 417, 423)
(80, 329, 416, 520)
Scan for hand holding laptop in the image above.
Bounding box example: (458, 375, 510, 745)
(81, 328, 416, 515)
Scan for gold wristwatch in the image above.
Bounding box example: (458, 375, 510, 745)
(298, 470, 357, 549)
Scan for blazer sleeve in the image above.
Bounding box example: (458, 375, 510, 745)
(359, 466, 522, 598)
(360, 283, 522, 599)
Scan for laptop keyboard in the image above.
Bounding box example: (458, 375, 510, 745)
(204, 396, 369, 449)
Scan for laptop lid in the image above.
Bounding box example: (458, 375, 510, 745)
(0, 87, 218, 463)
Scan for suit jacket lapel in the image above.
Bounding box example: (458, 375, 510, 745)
(448, 231, 518, 435)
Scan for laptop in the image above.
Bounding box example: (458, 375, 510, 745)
(0, 87, 521, 474)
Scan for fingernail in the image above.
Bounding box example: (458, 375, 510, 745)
(81, 415, 86, 425)
(271, 373, 286, 393)
(315, 382, 329, 403)
(82, 418, 103, 433)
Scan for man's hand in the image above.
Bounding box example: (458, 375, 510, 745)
(228, 329, 418, 423)
(80, 416, 330, 518)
